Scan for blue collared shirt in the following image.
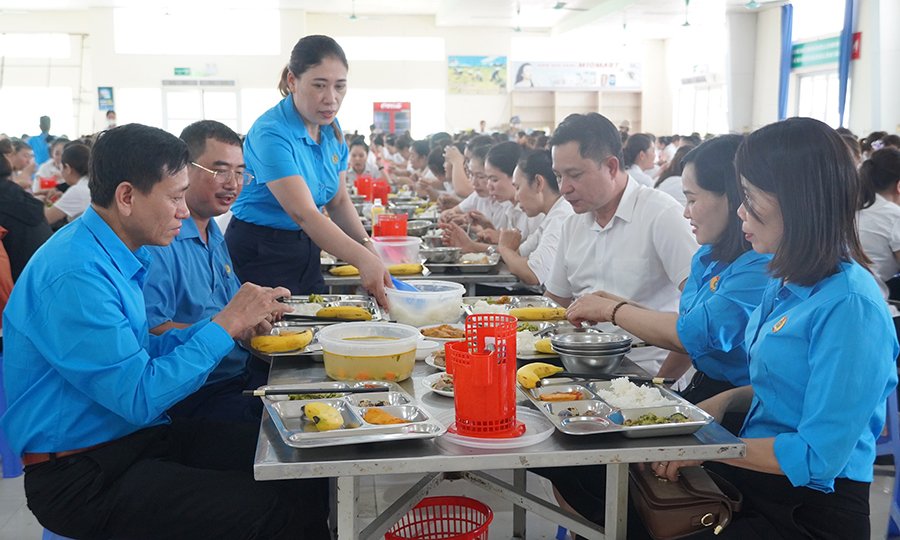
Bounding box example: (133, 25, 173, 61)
(29, 133, 50, 166)
(675, 245, 771, 386)
(232, 95, 349, 230)
(143, 216, 247, 385)
(0, 207, 235, 455)
(740, 261, 898, 492)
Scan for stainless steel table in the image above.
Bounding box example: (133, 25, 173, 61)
(323, 267, 521, 295)
(254, 357, 745, 540)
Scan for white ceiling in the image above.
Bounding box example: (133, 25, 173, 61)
(0, 0, 784, 38)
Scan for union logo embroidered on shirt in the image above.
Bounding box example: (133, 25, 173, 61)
(772, 315, 787, 333)
(709, 275, 721, 292)
(332, 154, 339, 164)
(225, 264, 231, 275)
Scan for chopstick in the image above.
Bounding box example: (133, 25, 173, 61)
(243, 386, 390, 397)
(539, 372, 675, 386)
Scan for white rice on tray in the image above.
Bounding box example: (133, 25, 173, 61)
(595, 377, 672, 408)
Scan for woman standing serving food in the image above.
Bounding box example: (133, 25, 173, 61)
(226, 35, 389, 304)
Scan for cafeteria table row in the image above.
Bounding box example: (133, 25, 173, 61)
(252, 355, 746, 540)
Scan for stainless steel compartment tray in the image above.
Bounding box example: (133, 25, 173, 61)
(427, 253, 501, 273)
(520, 380, 713, 438)
(260, 382, 447, 448)
(281, 295, 387, 323)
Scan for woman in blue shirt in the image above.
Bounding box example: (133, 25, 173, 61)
(226, 35, 390, 303)
(653, 118, 898, 539)
(567, 135, 770, 407)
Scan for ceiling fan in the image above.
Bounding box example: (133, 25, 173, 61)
(744, 0, 784, 9)
(348, 0, 373, 21)
(552, 2, 588, 11)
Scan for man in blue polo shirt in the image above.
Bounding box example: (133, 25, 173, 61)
(28, 115, 54, 166)
(143, 120, 265, 421)
(1, 123, 330, 539)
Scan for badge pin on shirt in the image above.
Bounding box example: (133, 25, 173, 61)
(709, 275, 721, 292)
(772, 315, 787, 333)
(332, 154, 339, 164)
(225, 264, 231, 275)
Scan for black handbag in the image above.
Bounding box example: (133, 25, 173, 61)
(629, 465, 743, 539)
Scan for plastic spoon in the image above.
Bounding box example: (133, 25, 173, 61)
(391, 276, 419, 292)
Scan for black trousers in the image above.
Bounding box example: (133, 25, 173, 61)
(25, 419, 330, 540)
(166, 355, 270, 423)
(225, 218, 326, 295)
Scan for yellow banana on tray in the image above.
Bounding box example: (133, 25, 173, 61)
(329, 265, 360, 276)
(304, 402, 344, 431)
(250, 329, 313, 353)
(388, 263, 423, 275)
(329, 264, 421, 276)
(516, 362, 564, 389)
(534, 338, 554, 355)
(315, 306, 372, 320)
(509, 307, 567, 321)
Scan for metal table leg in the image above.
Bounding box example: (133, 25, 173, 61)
(513, 469, 527, 539)
(604, 464, 628, 540)
(336, 476, 359, 540)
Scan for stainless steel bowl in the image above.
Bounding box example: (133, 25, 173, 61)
(406, 220, 433, 237)
(551, 331, 632, 351)
(558, 350, 626, 373)
(421, 246, 462, 263)
(353, 202, 366, 216)
(350, 194, 366, 204)
(423, 233, 444, 248)
(390, 205, 419, 218)
(553, 344, 632, 356)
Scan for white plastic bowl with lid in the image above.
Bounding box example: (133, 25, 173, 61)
(318, 322, 420, 382)
(385, 280, 465, 326)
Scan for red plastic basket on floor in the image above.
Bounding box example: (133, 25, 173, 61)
(446, 314, 522, 438)
(385, 496, 493, 540)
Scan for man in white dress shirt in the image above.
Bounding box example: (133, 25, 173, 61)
(545, 113, 698, 375)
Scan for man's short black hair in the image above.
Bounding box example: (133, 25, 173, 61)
(179, 120, 242, 162)
(90, 124, 189, 208)
(550, 113, 624, 166)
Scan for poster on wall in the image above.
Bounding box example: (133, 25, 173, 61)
(97, 87, 115, 111)
(448, 56, 507, 94)
(510, 61, 641, 91)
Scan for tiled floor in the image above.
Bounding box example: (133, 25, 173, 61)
(0, 465, 895, 539)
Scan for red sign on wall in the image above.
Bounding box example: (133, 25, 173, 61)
(852, 32, 862, 60)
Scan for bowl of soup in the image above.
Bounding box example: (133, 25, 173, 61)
(317, 322, 420, 382)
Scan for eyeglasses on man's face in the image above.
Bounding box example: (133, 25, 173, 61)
(190, 162, 254, 186)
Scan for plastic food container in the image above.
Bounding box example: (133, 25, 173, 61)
(386, 280, 465, 326)
(318, 322, 420, 382)
(373, 236, 421, 265)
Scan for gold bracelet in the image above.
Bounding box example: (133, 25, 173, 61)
(610, 301, 628, 327)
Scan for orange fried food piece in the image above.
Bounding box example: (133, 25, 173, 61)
(422, 324, 465, 339)
(539, 391, 583, 402)
(363, 408, 407, 425)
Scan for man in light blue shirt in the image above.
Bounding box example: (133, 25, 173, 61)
(1, 123, 329, 539)
(144, 120, 265, 422)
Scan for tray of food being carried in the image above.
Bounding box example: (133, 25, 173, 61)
(259, 381, 447, 448)
(427, 252, 501, 274)
(280, 294, 387, 323)
(519, 377, 713, 438)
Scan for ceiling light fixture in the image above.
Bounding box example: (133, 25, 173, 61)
(682, 0, 691, 27)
